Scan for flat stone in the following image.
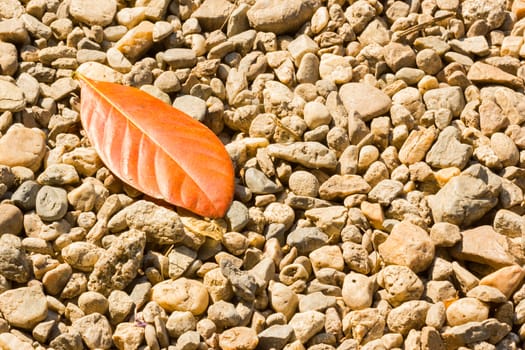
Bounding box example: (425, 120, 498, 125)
(449, 36, 490, 56)
(451, 226, 514, 268)
(339, 83, 392, 121)
(69, 0, 117, 26)
(467, 62, 523, 89)
(172, 94, 207, 122)
(286, 227, 329, 255)
(441, 319, 511, 347)
(0, 18, 28, 44)
(378, 220, 435, 273)
(0, 286, 47, 330)
(479, 264, 525, 298)
(247, 0, 320, 35)
(466, 285, 507, 303)
(76, 62, 124, 83)
(318, 174, 371, 201)
(163, 48, 197, 69)
(288, 310, 325, 343)
(0, 203, 23, 235)
(376, 265, 424, 307)
(244, 167, 281, 194)
(386, 300, 430, 335)
(342, 272, 374, 310)
(219, 327, 258, 350)
(446, 297, 490, 326)
(257, 325, 294, 350)
(267, 142, 337, 170)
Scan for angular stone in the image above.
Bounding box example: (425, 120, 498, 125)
(398, 126, 438, 165)
(267, 142, 337, 170)
(423, 86, 465, 117)
(451, 226, 514, 268)
(339, 83, 392, 121)
(428, 165, 501, 227)
(467, 62, 523, 89)
(0, 286, 47, 330)
(151, 278, 209, 315)
(72, 313, 113, 349)
(114, 21, 154, 62)
(0, 80, 25, 112)
(378, 221, 435, 273)
(191, 0, 234, 31)
(426, 126, 473, 169)
(318, 175, 371, 201)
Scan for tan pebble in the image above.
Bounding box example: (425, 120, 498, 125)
(42, 263, 72, 296)
(445, 297, 489, 326)
(114, 20, 154, 62)
(479, 264, 525, 298)
(360, 201, 384, 229)
(112, 322, 145, 350)
(219, 327, 258, 350)
(309, 245, 344, 272)
(78, 291, 109, 315)
(151, 278, 209, 315)
(269, 282, 298, 321)
(342, 272, 374, 310)
(434, 167, 460, 187)
(0, 125, 46, 172)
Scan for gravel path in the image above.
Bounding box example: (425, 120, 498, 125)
(1, 0, 525, 349)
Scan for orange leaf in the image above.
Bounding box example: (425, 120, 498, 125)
(76, 74, 235, 218)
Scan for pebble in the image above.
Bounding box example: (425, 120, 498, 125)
(112, 323, 145, 350)
(386, 300, 430, 335)
(318, 175, 371, 201)
(61, 241, 103, 272)
(37, 163, 79, 185)
(165, 311, 196, 338)
(378, 220, 435, 273)
(244, 167, 281, 194)
(0, 285, 47, 329)
(108, 290, 134, 325)
(72, 313, 113, 349)
(479, 264, 525, 298)
(163, 48, 197, 69)
(377, 265, 424, 307)
(247, 0, 319, 34)
(286, 227, 329, 255)
(114, 21, 154, 62)
(257, 325, 294, 350)
(0, 125, 46, 171)
(35, 185, 68, 221)
(446, 297, 490, 326)
(342, 272, 374, 310)
(69, 0, 117, 26)
(88, 229, 146, 296)
(288, 310, 325, 343)
(267, 142, 337, 170)
(172, 94, 207, 122)
(0, 203, 23, 235)
(219, 327, 258, 350)
(339, 83, 392, 121)
(151, 278, 209, 315)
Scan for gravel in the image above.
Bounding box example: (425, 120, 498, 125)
(2, 0, 525, 349)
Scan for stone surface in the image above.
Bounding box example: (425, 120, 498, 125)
(69, 0, 117, 26)
(247, 0, 320, 35)
(0, 286, 47, 329)
(339, 83, 392, 121)
(0, 125, 46, 172)
(428, 165, 501, 227)
(151, 278, 209, 315)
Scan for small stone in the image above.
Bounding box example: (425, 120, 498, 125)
(288, 310, 325, 343)
(69, 0, 117, 26)
(219, 327, 258, 350)
(244, 167, 281, 194)
(62, 242, 103, 272)
(441, 318, 511, 348)
(114, 21, 154, 62)
(303, 101, 332, 129)
(426, 126, 472, 169)
(449, 36, 490, 56)
(108, 200, 185, 245)
(76, 62, 123, 83)
(191, 0, 234, 31)
(258, 325, 294, 350)
(0, 42, 17, 76)
(377, 265, 424, 307)
(163, 48, 197, 69)
(37, 163, 79, 186)
(467, 62, 523, 89)
(479, 265, 525, 298)
(78, 291, 109, 315)
(267, 142, 337, 170)
(297, 53, 320, 84)
(298, 291, 336, 312)
(172, 94, 207, 122)
(342, 272, 374, 310)
(429, 222, 462, 247)
(386, 300, 430, 335)
(108, 290, 134, 325)
(0, 234, 31, 283)
(339, 83, 392, 121)
(428, 165, 501, 227)
(35, 185, 68, 221)
(309, 245, 344, 272)
(0, 203, 23, 235)
(491, 132, 519, 167)
(450, 226, 514, 268)
(176, 330, 200, 350)
(378, 221, 435, 273)
(168, 245, 196, 279)
(423, 86, 465, 117)
(466, 285, 507, 303)
(165, 311, 196, 338)
(0, 125, 46, 172)
(384, 42, 416, 72)
(112, 323, 145, 350)
(446, 297, 490, 326)
(286, 227, 329, 255)
(398, 126, 438, 165)
(288, 170, 320, 197)
(247, 0, 319, 35)
(152, 21, 173, 42)
(72, 313, 113, 349)
(207, 300, 241, 329)
(368, 179, 403, 206)
(319, 175, 371, 201)
(42, 263, 72, 296)
(0, 285, 47, 330)
(319, 54, 353, 84)
(151, 278, 209, 315)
